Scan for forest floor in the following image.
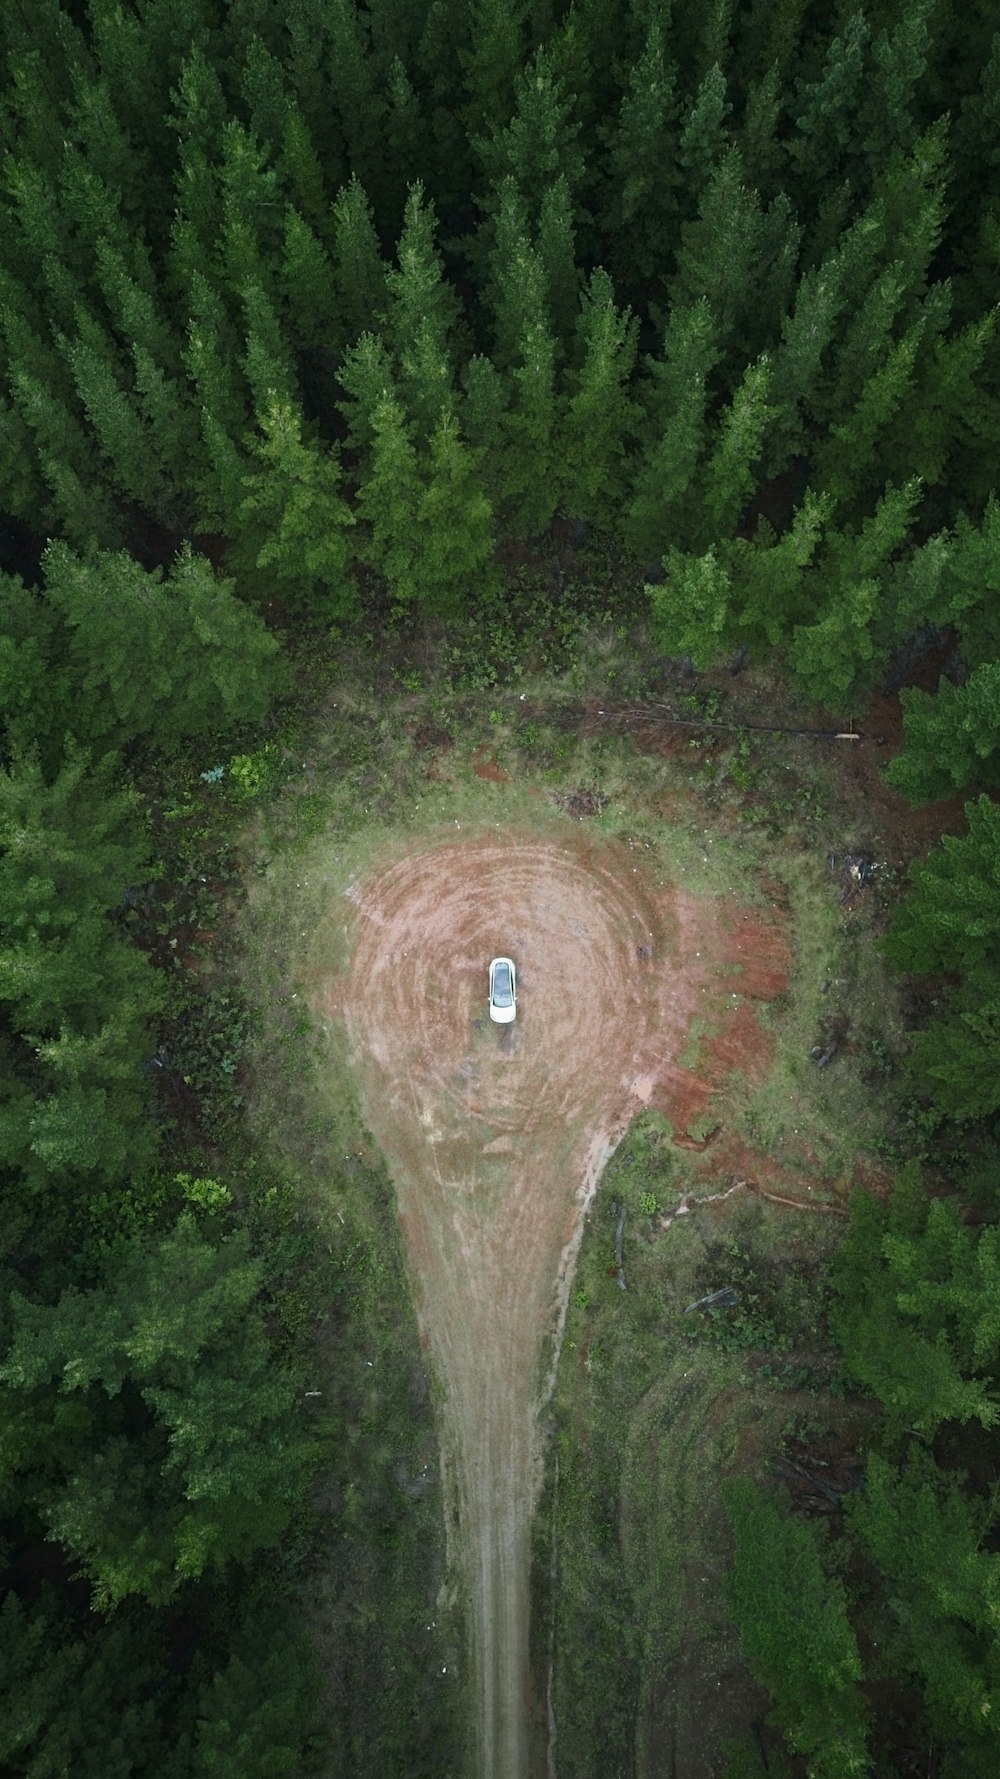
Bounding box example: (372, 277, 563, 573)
(238, 612, 968, 1779)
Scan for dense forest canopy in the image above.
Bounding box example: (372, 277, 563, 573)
(3, 1, 1000, 1774)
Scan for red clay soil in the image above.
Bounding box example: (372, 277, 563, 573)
(326, 827, 789, 1779)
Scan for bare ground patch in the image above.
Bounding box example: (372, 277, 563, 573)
(322, 827, 788, 1779)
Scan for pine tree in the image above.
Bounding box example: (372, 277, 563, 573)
(847, 1449, 1000, 1751)
(380, 55, 430, 225)
(726, 488, 832, 649)
(331, 176, 388, 349)
(0, 749, 163, 1188)
(766, 258, 852, 473)
(670, 147, 799, 364)
(474, 43, 584, 224)
(648, 546, 734, 667)
(696, 354, 775, 544)
(239, 398, 357, 620)
(336, 330, 397, 457)
(460, 0, 530, 145)
(739, 61, 785, 191)
(1, 1212, 316, 1605)
(355, 387, 422, 609)
(279, 102, 334, 241)
(384, 182, 460, 439)
(217, 121, 282, 296)
(279, 207, 340, 351)
(815, 314, 925, 506)
(724, 1477, 871, 1778)
(678, 63, 732, 196)
(500, 317, 560, 538)
(59, 309, 175, 520)
(3, 307, 123, 548)
(556, 269, 638, 527)
(831, 1174, 1000, 1433)
(624, 300, 717, 560)
(858, 0, 934, 182)
(41, 543, 286, 749)
(789, 11, 870, 193)
(602, 12, 679, 286)
(885, 795, 1000, 981)
(167, 43, 228, 275)
(323, 0, 386, 213)
(460, 353, 509, 492)
(239, 31, 292, 157)
(485, 176, 540, 367)
(413, 409, 495, 617)
(183, 271, 254, 533)
(241, 277, 298, 415)
(537, 175, 580, 353)
(883, 793, 1000, 1117)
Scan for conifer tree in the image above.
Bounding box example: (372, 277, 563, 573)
(331, 176, 388, 349)
(475, 43, 584, 224)
(603, 13, 679, 285)
(739, 62, 785, 190)
(460, 0, 530, 144)
(168, 43, 228, 275)
(413, 409, 495, 617)
(3, 308, 123, 549)
(697, 354, 775, 544)
(41, 543, 286, 749)
(678, 63, 732, 197)
(726, 489, 832, 649)
(858, 0, 934, 181)
(556, 269, 638, 527)
(537, 175, 580, 353)
(241, 277, 298, 415)
(323, 0, 386, 211)
(725, 1477, 871, 1778)
(336, 330, 397, 456)
(354, 387, 422, 609)
(217, 121, 282, 296)
(766, 259, 850, 471)
(279, 207, 340, 352)
(239, 32, 292, 157)
(887, 663, 1000, 806)
(648, 545, 734, 667)
(815, 315, 925, 506)
(500, 317, 560, 538)
(279, 103, 334, 241)
(239, 398, 358, 621)
(461, 354, 509, 490)
(847, 1449, 1000, 1754)
(59, 311, 175, 520)
(670, 148, 799, 364)
(0, 749, 163, 1188)
(1, 1212, 316, 1605)
(625, 300, 717, 560)
(789, 11, 870, 193)
(485, 176, 540, 367)
(385, 182, 460, 439)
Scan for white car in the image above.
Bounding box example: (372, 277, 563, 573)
(488, 956, 517, 1024)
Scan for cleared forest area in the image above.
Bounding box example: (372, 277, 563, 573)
(2, 5, 1000, 1777)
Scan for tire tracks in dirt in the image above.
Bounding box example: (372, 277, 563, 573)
(331, 828, 788, 1779)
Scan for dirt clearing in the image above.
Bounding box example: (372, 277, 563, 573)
(323, 826, 788, 1779)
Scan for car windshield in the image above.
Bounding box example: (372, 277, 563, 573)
(493, 964, 512, 1005)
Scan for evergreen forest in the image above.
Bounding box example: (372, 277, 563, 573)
(3, 2, 1000, 1775)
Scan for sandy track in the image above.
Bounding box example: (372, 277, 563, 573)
(332, 829, 788, 1779)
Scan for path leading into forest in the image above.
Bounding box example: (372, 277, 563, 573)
(335, 829, 789, 1779)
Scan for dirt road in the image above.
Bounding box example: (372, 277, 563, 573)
(334, 828, 788, 1779)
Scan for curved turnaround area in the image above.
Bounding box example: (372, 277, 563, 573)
(333, 829, 789, 1779)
